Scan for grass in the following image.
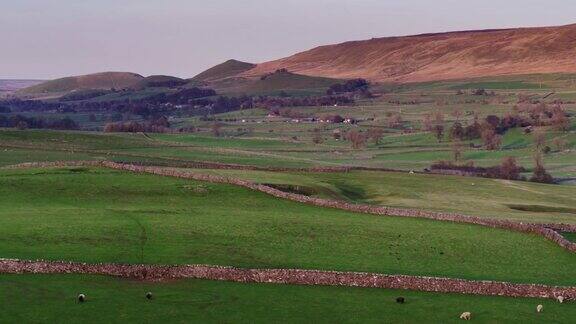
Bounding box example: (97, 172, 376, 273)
(1, 167, 576, 286)
(2, 274, 576, 323)
(1, 118, 574, 178)
(185, 168, 576, 224)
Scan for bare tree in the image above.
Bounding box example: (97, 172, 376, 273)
(367, 128, 384, 145)
(211, 122, 223, 137)
(499, 157, 521, 180)
(451, 139, 464, 163)
(345, 129, 367, 149)
(530, 152, 553, 183)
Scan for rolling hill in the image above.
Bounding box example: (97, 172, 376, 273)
(209, 69, 342, 96)
(0, 80, 44, 94)
(134, 75, 187, 89)
(17, 72, 144, 97)
(243, 23, 576, 83)
(192, 59, 256, 82)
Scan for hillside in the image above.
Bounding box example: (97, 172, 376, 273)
(244, 23, 576, 83)
(210, 69, 341, 96)
(192, 59, 256, 82)
(17, 72, 144, 97)
(134, 75, 187, 89)
(0, 80, 44, 93)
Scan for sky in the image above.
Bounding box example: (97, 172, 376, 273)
(2, 0, 576, 79)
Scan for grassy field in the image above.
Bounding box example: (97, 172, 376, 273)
(184, 168, 576, 224)
(2, 74, 576, 323)
(2, 274, 575, 323)
(1, 167, 576, 286)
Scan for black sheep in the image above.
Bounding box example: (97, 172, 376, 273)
(78, 294, 86, 303)
(396, 297, 405, 304)
(146, 292, 153, 300)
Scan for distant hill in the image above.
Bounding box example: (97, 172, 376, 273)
(210, 69, 342, 96)
(0, 80, 44, 93)
(192, 59, 256, 82)
(134, 75, 187, 89)
(17, 72, 144, 97)
(244, 23, 576, 83)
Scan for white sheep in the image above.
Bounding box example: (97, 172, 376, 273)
(460, 312, 471, 320)
(557, 296, 565, 303)
(537, 304, 543, 313)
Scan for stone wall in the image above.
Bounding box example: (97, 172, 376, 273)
(99, 161, 576, 253)
(6, 160, 574, 253)
(3, 160, 576, 299)
(1, 258, 574, 300)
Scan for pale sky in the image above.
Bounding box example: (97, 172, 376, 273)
(2, 0, 576, 79)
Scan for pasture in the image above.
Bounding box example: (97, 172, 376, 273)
(1, 74, 576, 323)
(1, 167, 576, 286)
(2, 274, 576, 323)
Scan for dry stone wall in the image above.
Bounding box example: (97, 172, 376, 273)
(3, 161, 576, 299)
(99, 161, 576, 253)
(1, 258, 575, 300)
(4, 160, 576, 252)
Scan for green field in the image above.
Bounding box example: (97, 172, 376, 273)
(1, 167, 576, 286)
(2, 73, 576, 323)
(183, 168, 576, 224)
(2, 274, 574, 324)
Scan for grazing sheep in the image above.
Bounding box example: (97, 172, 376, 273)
(459, 312, 471, 320)
(557, 296, 565, 303)
(537, 304, 543, 313)
(146, 292, 153, 300)
(396, 297, 405, 304)
(78, 294, 86, 303)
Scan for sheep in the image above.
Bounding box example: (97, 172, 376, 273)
(557, 296, 565, 303)
(77, 294, 86, 303)
(537, 304, 543, 313)
(146, 292, 153, 300)
(459, 312, 471, 320)
(396, 297, 405, 304)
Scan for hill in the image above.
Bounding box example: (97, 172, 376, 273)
(192, 59, 256, 82)
(210, 69, 342, 96)
(17, 72, 144, 97)
(134, 75, 187, 89)
(244, 23, 576, 83)
(0, 80, 44, 94)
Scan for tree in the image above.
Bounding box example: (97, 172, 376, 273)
(345, 129, 367, 149)
(387, 113, 403, 129)
(481, 124, 501, 150)
(550, 105, 570, 131)
(451, 139, 464, 163)
(533, 128, 547, 153)
(211, 122, 223, 137)
(499, 157, 521, 180)
(530, 152, 553, 183)
(367, 128, 384, 145)
(422, 113, 433, 131)
(433, 124, 444, 142)
(312, 128, 324, 144)
(449, 122, 464, 140)
(431, 110, 445, 142)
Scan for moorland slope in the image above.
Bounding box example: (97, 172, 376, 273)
(245, 23, 576, 82)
